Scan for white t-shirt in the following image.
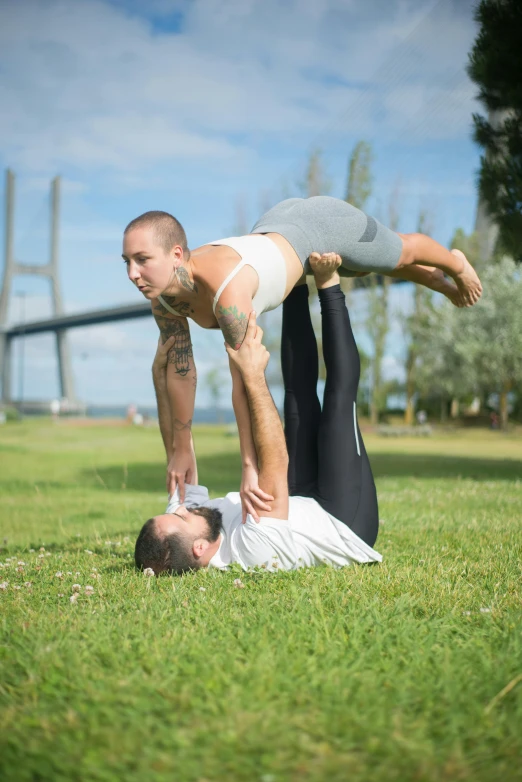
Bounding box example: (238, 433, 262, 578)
(166, 484, 381, 571)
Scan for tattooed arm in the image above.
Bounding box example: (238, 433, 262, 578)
(216, 286, 274, 520)
(152, 298, 198, 500)
(215, 289, 255, 466)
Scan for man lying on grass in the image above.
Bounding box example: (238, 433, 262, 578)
(135, 254, 382, 574)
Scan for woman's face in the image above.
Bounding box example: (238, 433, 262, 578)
(122, 227, 179, 299)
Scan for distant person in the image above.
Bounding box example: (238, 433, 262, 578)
(490, 411, 499, 430)
(416, 410, 428, 425)
(134, 255, 381, 575)
(122, 195, 482, 513)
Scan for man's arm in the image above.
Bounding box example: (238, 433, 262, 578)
(229, 357, 275, 521)
(226, 312, 289, 520)
(152, 299, 197, 498)
(215, 287, 259, 469)
(215, 284, 276, 520)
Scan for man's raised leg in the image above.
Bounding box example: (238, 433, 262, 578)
(281, 281, 321, 496)
(311, 253, 379, 547)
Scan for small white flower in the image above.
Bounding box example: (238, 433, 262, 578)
(84, 550, 93, 555)
(199, 587, 206, 592)
(17, 561, 26, 566)
(123, 536, 130, 543)
(233, 578, 244, 589)
(39, 547, 45, 552)
(45, 552, 51, 557)
(85, 585, 94, 595)
(29, 549, 35, 553)
(72, 584, 81, 592)
(24, 582, 32, 588)
(462, 611, 471, 616)
(105, 541, 112, 546)
(70, 594, 78, 604)
(38, 553, 45, 559)
(13, 585, 21, 590)
(55, 572, 63, 579)
(480, 607, 492, 614)
(57, 593, 64, 597)
(67, 571, 72, 575)
(75, 572, 81, 576)
(0, 582, 8, 590)
(143, 567, 155, 577)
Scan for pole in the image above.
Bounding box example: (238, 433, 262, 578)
(16, 292, 25, 416)
(1, 171, 15, 403)
(50, 176, 75, 402)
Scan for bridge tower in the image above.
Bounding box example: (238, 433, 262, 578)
(0, 169, 75, 405)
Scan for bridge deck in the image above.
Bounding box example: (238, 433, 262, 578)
(4, 302, 152, 337)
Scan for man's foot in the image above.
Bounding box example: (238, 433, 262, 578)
(309, 252, 341, 289)
(428, 267, 464, 308)
(451, 249, 482, 307)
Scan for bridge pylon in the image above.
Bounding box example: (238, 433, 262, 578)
(0, 169, 75, 405)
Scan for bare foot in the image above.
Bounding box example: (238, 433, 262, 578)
(309, 252, 341, 289)
(428, 267, 465, 308)
(451, 249, 482, 307)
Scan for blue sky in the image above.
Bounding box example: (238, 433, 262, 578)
(0, 0, 483, 407)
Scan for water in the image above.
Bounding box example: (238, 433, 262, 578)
(85, 405, 236, 423)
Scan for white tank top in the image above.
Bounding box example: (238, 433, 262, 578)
(157, 234, 287, 318)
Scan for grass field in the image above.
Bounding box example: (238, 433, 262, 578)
(1, 419, 521, 782)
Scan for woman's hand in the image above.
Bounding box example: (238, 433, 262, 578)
(152, 335, 175, 375)
(240, 463, 274, 523)
(167, 443, 197, 501)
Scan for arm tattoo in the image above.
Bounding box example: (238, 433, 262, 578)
(175, 265, 198, 293)
(217, 304, 248, 349)
(153, 296, 194, 318)
(155, 316, 194, 376)
(174, 418, 192, 431)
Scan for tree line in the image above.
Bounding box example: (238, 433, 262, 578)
(207, 0, 522, 430)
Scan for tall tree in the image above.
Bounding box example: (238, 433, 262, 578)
(406, 256, 522, 429)
(366, 183, 399, 424)
(455, 256, 522, 428)
(403, 209, 434, 425)
(300, 149, 331, 198)
(468, 0, 522, 261)
(406, 298, 474, 423)
(345, 141, 373, 209)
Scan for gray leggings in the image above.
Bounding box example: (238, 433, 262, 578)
(251, 196, 403, 275)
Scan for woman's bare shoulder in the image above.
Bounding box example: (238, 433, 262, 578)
(190, 244, 243, 292)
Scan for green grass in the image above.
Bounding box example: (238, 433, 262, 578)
(0, 420, 521, 782)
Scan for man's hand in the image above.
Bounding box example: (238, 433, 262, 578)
(167, 443, 197, 501)
(240, 463, 274, 523)
(225, 311, 269, 378)
(152, 334, 175, 374)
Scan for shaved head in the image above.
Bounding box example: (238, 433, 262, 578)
(124, 211, 188, 255)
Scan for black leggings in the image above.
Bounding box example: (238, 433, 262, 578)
(281, 284, 379, 547)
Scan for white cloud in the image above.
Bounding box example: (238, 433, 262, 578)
(0, 0, 482, 404)
(0, 0, 479, 180)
